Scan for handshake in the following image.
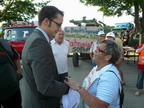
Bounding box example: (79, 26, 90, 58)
(64, 76, 83, 92)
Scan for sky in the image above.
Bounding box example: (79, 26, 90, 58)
(0, 0, 134, 27)
(32, 0, 134, 28)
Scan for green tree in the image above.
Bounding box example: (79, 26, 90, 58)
(80, 0, 144, 43)
(0, 0, 49, 23)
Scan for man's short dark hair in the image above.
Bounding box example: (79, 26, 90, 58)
(38, 6, 64, 25)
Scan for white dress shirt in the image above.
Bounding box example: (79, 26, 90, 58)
(51, 39, 70, 74)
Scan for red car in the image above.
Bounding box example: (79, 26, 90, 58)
(4, 25, 37, 59)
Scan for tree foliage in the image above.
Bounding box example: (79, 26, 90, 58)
(0, 0, 50, 22)
(80, 0, 144, 43)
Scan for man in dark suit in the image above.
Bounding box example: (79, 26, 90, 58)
(22, 6, 69, 108)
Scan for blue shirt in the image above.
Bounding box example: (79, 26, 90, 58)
(83, 65, 121, 108)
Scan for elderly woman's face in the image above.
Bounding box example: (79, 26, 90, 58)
(93, 43, 106, 62)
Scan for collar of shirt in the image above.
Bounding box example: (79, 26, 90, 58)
(36, 27, 50, 43)
(53, 39, 57, 44)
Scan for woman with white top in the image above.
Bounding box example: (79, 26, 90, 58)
(65, 40, 123, 108)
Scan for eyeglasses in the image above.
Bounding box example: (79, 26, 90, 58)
(95, 47, 105, 53)
(50, 19, 62, 27)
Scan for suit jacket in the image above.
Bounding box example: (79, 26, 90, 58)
(22, 29, 69, 108)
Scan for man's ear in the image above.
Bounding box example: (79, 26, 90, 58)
(48, 21, 51, 27)
(44, 18, 51, 27)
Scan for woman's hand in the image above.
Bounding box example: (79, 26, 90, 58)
(64, 78, 80, 91)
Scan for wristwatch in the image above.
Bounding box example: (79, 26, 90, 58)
(77, 85, 83, 92)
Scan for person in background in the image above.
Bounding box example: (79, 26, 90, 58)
(123, 30, 130, 46)
(135, 44, 144, 96)
(105, 32, 115, 41)
(115, 32, 123, 52)
(114, 32, 126, 85)
(65, 40, 122, 108)
(51, 30, 70, 82)
(90, 31, 105, 67)
(22, 6, 69, 108)
(0, 39, 22, 108)
(106, 32, 125, 85)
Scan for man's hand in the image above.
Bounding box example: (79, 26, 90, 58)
(17, 68, 23, 80)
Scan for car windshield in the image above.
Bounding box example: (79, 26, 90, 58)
(4, 27, 35, 41)
(115, 23, 130, 28)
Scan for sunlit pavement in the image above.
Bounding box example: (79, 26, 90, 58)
(20, 57, 144, 108)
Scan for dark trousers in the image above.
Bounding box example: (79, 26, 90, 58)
(136, 69, 144, 89)
(0, 89, 22, 108)
(59, 72, 68, 83)
(39, 97, 61, 108)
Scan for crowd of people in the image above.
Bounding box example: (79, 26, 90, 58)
(0, 5, 144, 108)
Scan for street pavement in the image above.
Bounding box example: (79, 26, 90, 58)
(20, 57, 144, 108)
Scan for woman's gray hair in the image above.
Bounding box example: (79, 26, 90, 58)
(101, 40, 121, 64)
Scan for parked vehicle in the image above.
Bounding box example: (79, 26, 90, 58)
(111, 22, 139, 48)
(3, 21, 37, 58)
(111, 22, 134, 31)
(64, 18, 102, 67)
